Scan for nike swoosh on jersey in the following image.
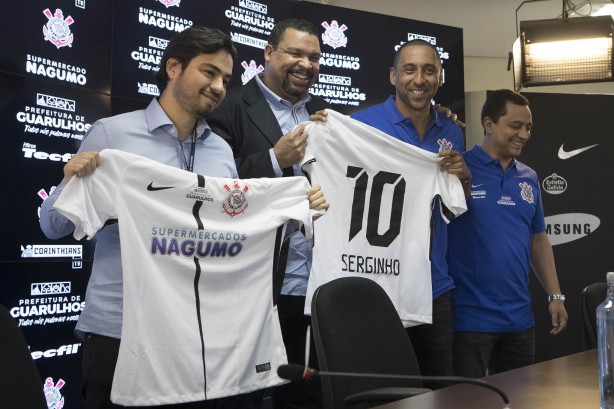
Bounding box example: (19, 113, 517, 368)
(471, 184, 484, 188)
(557, 143, 598, 160)
(147, 182, 174, 191)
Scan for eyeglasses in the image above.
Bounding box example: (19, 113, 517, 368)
(273, 46, 321, 64)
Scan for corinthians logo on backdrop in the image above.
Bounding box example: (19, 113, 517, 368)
(241, 60, 264, 84)
(542, 173, 568, 195)
(321, 20, 348, 49)
(157, 0, 181, 8)
(42, 8, 74, 49)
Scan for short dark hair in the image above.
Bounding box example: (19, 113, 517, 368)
(267, 18, 319, 47)
(393, 39, 441, 69)
(155, 26, 238, 93)
(481, 89, 529, 125)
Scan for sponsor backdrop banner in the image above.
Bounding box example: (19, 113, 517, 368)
(518, 92, 614, 361)
(0, 0, 463, 407)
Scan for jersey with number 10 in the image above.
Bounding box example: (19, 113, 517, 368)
(301, 110, 467, 326)
(53, 149, 316, 406)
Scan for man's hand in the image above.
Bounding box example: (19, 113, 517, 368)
(307, 184, 329, 220)
(273, 123, 308, 169)
(434, 104, 465, 128)
(438, 150, 471, 181)
(309, 110, 328, 122)
(549, 301, 568, 335)
(63, 152, 101, 182)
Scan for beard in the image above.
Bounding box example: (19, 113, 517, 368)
(281, 68, 314, 100)
(172, 75, 218, 119)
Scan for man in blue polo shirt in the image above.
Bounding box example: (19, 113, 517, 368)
(447, 89, 568, 378)
(349, 39, 471, 387)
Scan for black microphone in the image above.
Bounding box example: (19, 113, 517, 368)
(277, 364, 511, 408)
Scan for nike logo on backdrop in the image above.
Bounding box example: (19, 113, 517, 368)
(147, 182, 174, 191)
(557, 143, 598, 160)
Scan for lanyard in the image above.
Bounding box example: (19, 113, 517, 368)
(179, 127, 197, 172)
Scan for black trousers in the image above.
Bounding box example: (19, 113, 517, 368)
(82, 333, 264, 409)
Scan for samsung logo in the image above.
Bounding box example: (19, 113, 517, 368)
(545, 213, 600, 245)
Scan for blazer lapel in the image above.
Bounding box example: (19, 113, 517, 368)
(243, 79, 283, 147)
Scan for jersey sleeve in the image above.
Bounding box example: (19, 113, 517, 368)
(265, 176, 316, 239)
(53, 149, 131, 240)
(436, 171, 468, 223)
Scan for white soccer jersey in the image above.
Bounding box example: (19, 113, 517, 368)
(54, 149, 317, 406)
(302, 110, 467, 327)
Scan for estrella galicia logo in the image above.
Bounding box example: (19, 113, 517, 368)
(545, 213, 600, 246)
(542, 173, 567, 195)
(42, 8, 74, 49)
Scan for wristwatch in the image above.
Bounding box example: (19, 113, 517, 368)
(548, 294, 566, 303)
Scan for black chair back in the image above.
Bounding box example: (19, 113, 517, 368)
(0, 304, 47, 409)
(582, 282, 607, 349)
(311, 277, 426, 409)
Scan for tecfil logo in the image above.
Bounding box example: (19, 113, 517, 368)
(23, 143, 73, 162)
(31, 343, 81, 360)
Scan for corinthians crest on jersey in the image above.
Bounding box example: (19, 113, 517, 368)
(223, 181, 249, 217)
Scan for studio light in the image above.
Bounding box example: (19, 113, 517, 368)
(512, 15, 613, 90)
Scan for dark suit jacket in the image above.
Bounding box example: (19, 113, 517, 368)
(207, 76, 331, 178)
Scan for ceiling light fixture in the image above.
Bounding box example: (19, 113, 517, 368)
(510, 1, 613, 90)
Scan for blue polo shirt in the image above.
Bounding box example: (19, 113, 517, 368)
(351, 96, 464, 299)
(447, 145, 545, 332)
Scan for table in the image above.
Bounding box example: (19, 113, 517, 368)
(377, 349, 599, 409)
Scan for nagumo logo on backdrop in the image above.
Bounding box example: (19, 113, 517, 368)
(545, 213, 600, 246)
(17, 93, 90, 140)
(138, 7, 192, 32)
(26, 54, 87, 85)
(542, 173, 568, 195)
